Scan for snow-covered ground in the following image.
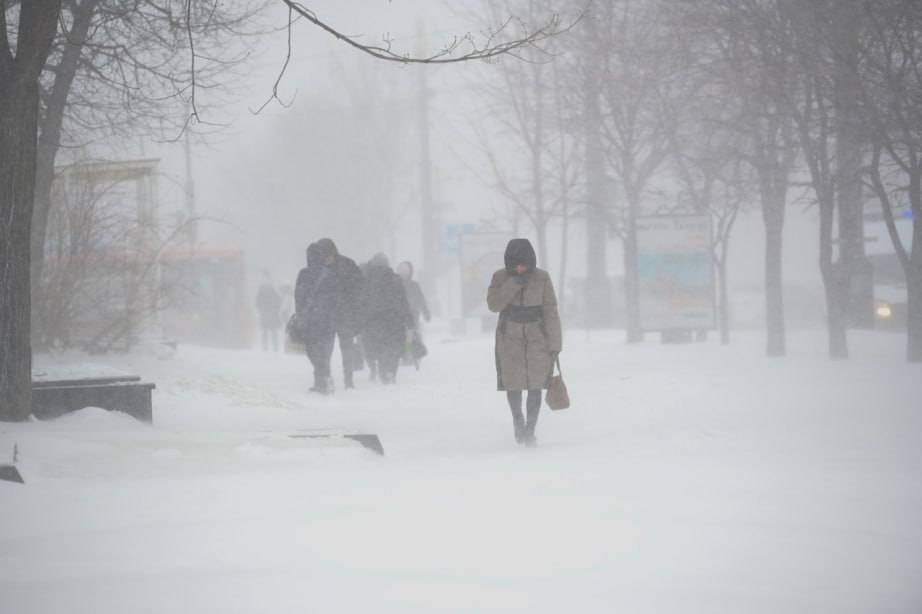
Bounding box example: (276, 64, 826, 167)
(2, 328, 920, 613)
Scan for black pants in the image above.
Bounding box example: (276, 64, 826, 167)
(376, 347, 402, 383)
(336, 331, 357, 386)
(507, 390, 541, 436)
(306, 331, 335, 383)
(364, 335, 402, 384)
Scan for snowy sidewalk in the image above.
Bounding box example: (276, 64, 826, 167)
(1, 330, 921, 613)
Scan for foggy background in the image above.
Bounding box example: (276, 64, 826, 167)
(58, 1, 825, 330)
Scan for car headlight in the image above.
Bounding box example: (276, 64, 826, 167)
(876, 303, 893, 319)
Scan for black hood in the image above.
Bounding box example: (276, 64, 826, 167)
(315, 238, 339, 260)
(306, 242, 322, 267)
(504, 238, 537, 273)
(368, 252, 390, 270)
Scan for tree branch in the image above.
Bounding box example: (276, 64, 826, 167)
(281, 0, 565, 64)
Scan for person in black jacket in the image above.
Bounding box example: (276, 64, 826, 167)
(314, 238, 364, 389)
(361, 253, 414, 384)
(295, 243, 338, 394)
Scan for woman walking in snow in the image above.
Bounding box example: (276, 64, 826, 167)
(487, 239, 562, 447)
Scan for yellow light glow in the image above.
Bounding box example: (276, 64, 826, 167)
(876, 304, 893, 319)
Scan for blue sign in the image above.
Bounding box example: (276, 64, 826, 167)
(441, 224, 478, 253)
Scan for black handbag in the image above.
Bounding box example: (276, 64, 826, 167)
(410, 335, 428, 360)
(286, 313, 306, 344)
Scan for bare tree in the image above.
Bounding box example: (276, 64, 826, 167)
(36, 160, 190, 353)
(30, 0, 267, 351)
(36, 167, 126, 350)
(772, 0, 867, 359)
(470, 0, 581, 282)
(692, 0, 799, 356)
(858, 0, 922, 361)
(590, 0, 680, 343)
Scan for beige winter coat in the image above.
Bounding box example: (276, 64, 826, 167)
(487, 268, 562, 391)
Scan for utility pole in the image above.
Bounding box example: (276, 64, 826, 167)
(583, 9, 612, 329)
(417, 19, 438, 306)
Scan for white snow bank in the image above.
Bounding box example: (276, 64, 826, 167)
(2, 329, 920, 614)
(32, 406, 150, 432)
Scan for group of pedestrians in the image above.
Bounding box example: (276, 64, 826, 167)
(290, 238, 430, 394)
(258, 236, 562, 448)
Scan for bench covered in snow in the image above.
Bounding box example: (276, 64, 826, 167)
(31, 375, 155, 423)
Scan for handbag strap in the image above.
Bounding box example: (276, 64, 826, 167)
(551, 354, 563, 377)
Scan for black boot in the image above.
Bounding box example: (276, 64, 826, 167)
(311, 375, 334, 395)
(524, 391, 540, 447)
(513, 416, 525, 444)
(508, 391, 525, 444)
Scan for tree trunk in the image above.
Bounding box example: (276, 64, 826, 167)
(0, 0, 63, 421)
(823, 268, 850, 359)
(718, 251, 730, 346)
(906, 175, 922, 362)
(908, 236, 922, 362)
(0, 86, 40, 421)
(763, 191, 786, 357)
(558, 199, 569, 320)
(534, 216, 548, 273)
(623, 203, 643, 343)
(583, 11, 612, 329)
(819, 192, 849, 360)
(416, 62, 437, 311)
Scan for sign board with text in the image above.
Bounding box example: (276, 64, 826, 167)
(636, 215, 716, 331)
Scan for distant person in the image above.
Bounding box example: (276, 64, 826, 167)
(361, 253, 414, 385)
(315, 238, 364, 389)
(278, 283, 294, 342)
(396, 261, 431, 325)
(295, 243, 338, 394)
(255, 271, 282, 352)
(396, 260, 430, 367)
(487, 238, 562, 447)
